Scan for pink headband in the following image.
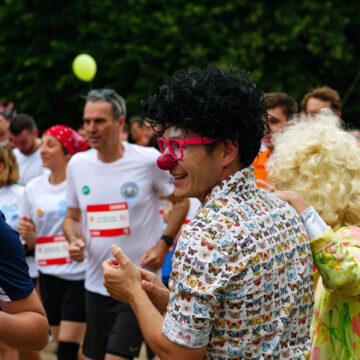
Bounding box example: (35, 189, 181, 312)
(43, 125, 89, 155)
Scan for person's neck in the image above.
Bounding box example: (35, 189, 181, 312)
(0, 132, 8, 143)
(27, 139, 41, 156)
(49, 167, 67, 185)
(97, 141, 125, 163)
(218, 162, 242, 186)
(198, 162, 242, 203)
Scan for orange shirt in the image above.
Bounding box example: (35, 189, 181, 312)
(252, 148, 271, 188)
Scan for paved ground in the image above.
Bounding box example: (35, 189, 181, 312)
(41, 340, 56, 360)
(41, 340, 150, 360)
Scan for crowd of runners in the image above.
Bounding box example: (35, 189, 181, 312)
(0, 66, 359, 360)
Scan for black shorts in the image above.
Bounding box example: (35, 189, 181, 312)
(39, 272, 86, 326)
(82, 290, 143, 360)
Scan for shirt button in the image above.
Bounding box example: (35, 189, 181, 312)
(337, 254, 344, 262)
(329, 246, 337, 254)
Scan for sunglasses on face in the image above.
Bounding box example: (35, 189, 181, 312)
(157, 137, 221, 160)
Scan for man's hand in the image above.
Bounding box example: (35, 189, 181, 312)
(102, 245, 143, 303)
(18, 216, 36, 248)
(273, 190, 311, 214)
(63, 207, 86, 261)
(257, 179, 276, 193)
(161, 201, 173, 224)
(139, 268, 170, 313)
(68, 239, 85, 262)
(139, 240, 168, 271)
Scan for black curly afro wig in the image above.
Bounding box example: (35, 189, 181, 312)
(141, 66, 267, 167)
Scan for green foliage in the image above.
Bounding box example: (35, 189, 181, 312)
(0, 0, 359, 130)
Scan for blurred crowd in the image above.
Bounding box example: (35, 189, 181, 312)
(1, 70, 360, 360)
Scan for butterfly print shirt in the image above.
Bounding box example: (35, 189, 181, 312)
(162, 167, 314, 359)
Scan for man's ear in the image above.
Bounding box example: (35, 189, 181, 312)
(33, 128, 39, 138)
(222, 140, 239, 167)
(117, 116, 126, 131)
(116, 115, 125, 128)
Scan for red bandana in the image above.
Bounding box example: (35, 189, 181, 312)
(43, 125, 89, 155)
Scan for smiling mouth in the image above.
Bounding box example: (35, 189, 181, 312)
(172, 174, 187, 183)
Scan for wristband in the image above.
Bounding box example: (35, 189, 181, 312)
(161, 235, 174, 247)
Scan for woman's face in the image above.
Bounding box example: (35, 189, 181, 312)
(40, 134, 69, 171)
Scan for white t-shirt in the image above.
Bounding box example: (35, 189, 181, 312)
(0, 185, 24, 230)
(0, 185, 38, 278)
(20, 173, 86, 281)
(187, 198, 201, 220)
(66, 143, 174, 295)
(13, 147, 48, 185)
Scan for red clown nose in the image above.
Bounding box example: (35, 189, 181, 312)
(157, 154, 176, 170)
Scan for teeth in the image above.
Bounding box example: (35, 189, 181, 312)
(174, 174, 186, 180)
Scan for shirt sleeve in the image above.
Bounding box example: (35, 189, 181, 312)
(0, 212, 34, 301)
(162, 282, 216, 349)
(65, 159, 80, 209)
(299, 207, 327, 240)
(310, 226, 360, 296)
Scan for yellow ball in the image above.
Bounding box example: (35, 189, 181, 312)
(72, 54, 97, 82)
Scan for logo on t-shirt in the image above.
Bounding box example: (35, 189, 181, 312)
(121, 182, 139, 199)
(36, 208, 44, 217)
(82, 185, 90, 195)
(0, 204, 18, 222)
(57, 200, 67, 217)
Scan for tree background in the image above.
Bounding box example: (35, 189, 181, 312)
(0, 0, 359, 130)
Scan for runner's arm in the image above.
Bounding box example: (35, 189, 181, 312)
(140, 195, 189, 270)
(63, 207, 85, 262)
(161, 194, 189, 245)
(0, 290, 49, 350)
(63, 207, 83, 243)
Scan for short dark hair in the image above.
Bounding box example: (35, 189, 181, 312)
(9, 114, 37, 135)
(301, 86, 342, 113)
(129, 116, 142, 126)
(141, 66, 267, 167)
(265, 92, 298, 119)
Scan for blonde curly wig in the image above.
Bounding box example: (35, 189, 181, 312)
(268, 110, 360, 230)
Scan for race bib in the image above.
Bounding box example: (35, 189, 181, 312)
(36, 235, 72, 266)
(87, 202, 131, 237)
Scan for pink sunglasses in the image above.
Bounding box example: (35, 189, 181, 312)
(157, 137, 221, 160)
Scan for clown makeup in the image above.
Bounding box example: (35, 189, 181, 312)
(169, 126, 182, 137)
(168, 126, 192, 157)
